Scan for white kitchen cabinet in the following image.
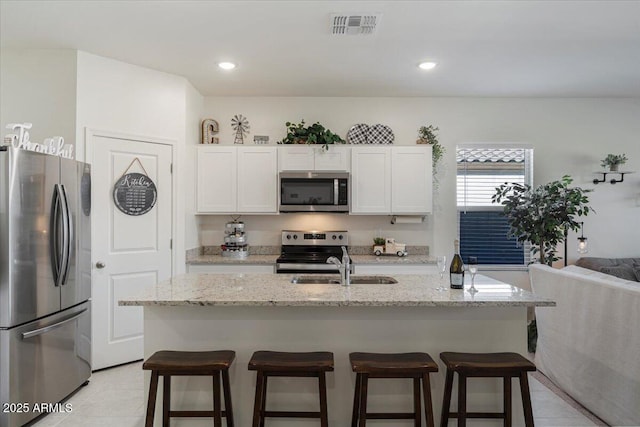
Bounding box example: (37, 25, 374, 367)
(237, 147, 278, 213)
(278, 145, 350, 171)
(314, 146, 350, 171)
(197, 146, 237, 213)
(351, 146, 432, 215)
(391, 146, 432, 214)
(350, 146, 391, 214)
(196, 146, 277, 214)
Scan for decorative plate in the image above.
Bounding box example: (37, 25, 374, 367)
(367, 124, 394, 144)
(347, 124, 369, 144)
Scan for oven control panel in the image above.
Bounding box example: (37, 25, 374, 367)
(281, 230, 349, 246)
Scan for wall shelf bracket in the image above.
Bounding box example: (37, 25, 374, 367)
(592, 171, 633, 185)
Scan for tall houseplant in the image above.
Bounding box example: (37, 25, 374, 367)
(492, 175, 592, 266)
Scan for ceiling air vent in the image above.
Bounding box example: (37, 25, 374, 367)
(330, 14, 381, 35)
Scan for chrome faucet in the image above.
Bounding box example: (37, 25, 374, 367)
(326, 246, 351, 286)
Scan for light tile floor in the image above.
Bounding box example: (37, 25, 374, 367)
(29, 361, 603, 427)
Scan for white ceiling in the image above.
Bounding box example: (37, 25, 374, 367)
(2, 0, 639, 97)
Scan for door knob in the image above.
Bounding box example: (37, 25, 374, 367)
(96, 262, 106, 269)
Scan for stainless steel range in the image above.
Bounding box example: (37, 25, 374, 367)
(276, 230, 354, 274)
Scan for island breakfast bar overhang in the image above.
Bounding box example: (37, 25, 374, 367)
(120, 273, 554, 427)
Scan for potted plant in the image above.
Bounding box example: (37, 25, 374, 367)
(417, 125, 445, 169)
(600, 153, 628, 172)
(493, 175, 592, 352)
(279, 120, 345, 151)
(492, 175, 592, 266)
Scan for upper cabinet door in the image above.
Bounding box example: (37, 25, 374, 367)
(237, 147, 278, 213)
(314, 146, 351, 171)
(196, 146, 237, 213)
(278, 146, 314, 171)
(350, 147, 391, 214)
(391, 146, 432, 214)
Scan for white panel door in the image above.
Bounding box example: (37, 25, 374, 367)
(351, 147, 391, 214)
(237, 147, 278, 213)
(314, 146, 351, 171)
(90, 133, 173, 370)
(392, 146, 433, 214)
(278, 145, 314, 171)
(197, 146, 237, 213)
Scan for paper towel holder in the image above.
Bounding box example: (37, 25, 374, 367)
(390, 215, 425, 224)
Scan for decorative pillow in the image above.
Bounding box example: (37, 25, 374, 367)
(599, 265, 638, 282)
(634, 267, 640, 282)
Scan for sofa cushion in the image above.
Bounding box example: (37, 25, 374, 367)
(563, 265, 639, 286)
(599, 265, 638, 282)
(575, 257, 640, 282)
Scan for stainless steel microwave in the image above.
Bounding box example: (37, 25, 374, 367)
(279, 171, 349, 212)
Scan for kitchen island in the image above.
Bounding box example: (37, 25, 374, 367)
(120, 273, 553, 427)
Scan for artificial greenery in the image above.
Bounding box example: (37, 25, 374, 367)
(600, 153, 628, 170)
(492, 175, 592, 266)
(279, 120, 345, 150)
(417, 125, 445, 169)
(373, 237, 385, 245)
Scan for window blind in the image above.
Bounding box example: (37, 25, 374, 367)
(456, 145, 533, 265)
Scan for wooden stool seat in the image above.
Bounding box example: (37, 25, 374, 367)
(440, 352, 536, 376)
(248, 350, 334, 372)
(249, 351, 334, 427)
(350, 352, 438, 427)
(143, 350, 235, 427)
(143, 350, 235, 373)
(439, 352, 535, 427)
(350, 352, 439, 375)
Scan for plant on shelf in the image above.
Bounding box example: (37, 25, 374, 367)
(600, 153, 628, 172)
(492, 175, 592, 266)
(278, 120, 345, 151)
(417, 125, 445, 169)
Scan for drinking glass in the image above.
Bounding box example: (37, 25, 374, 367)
(467, 256, 478, 294)
(435, 256, 447, 292)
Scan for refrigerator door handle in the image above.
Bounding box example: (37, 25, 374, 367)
(59, 184, 72, 285)
(49, 184, 61, 285)
(21, 308, 88, 339)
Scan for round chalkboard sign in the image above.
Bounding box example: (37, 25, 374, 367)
(113, 172, 157, 216)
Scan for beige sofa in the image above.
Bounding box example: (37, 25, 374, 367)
(530, 264, 640, 426)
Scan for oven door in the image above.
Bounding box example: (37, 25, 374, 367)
(279, 172, 349, 212)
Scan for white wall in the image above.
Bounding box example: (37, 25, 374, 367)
(0, 49, 77, 148)
(76, 51, 200, 273)
(202, 97, 640, 263)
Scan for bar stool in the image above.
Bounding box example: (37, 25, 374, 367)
(142, 350, 235, 427)
(439, 352, 536, 427)
(248, 350, 334, 427)
(350, 352, 439, 427)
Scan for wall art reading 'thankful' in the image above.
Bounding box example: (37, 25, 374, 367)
(113, 158, 157, 216)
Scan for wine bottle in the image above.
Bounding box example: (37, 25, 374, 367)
(450, 239, 464, 289)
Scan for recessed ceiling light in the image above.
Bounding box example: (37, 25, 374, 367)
(418, 62, 437, 70)
(218, 62, 236, 70)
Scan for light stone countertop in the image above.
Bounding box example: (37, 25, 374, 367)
(186, 254, 434, 265)
(119, 273, 554, 307)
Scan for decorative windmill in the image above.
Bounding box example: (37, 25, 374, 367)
(231, 114, 250, 144)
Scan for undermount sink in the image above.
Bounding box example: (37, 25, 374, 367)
(290, 275, 398, 285)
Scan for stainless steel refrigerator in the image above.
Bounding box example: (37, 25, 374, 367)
(0, 146, 91, 427)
